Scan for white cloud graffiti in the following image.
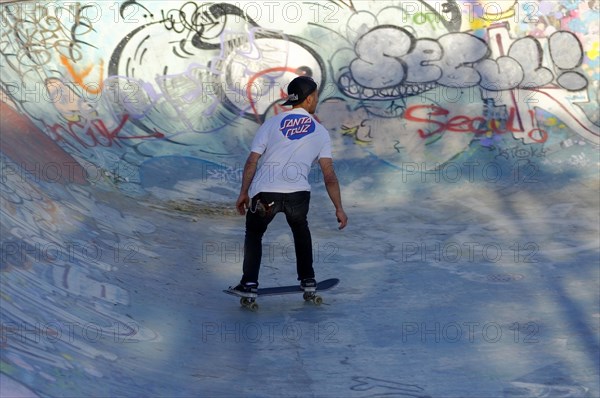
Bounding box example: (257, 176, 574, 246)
(337, 27, 588, 99)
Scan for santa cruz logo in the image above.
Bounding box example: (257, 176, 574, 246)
(280, 114, 315, 140)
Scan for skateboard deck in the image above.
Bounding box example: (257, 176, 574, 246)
(224, 278, 339, 310)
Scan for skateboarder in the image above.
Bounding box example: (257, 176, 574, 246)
(231, 75, 348, 297)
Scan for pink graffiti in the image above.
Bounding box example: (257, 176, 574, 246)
(405, 105, 548, 143)
(45, 114, 165, 149)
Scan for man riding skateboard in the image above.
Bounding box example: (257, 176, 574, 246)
(231, 75, 348, 298)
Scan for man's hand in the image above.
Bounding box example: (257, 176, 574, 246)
(336, 208, 348, 230)
(236, 192, 250, 215)
(319, 158, 347, 230)
(236, 152, 261, 215)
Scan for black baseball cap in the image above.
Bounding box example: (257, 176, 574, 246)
(282, 76, 317, 106)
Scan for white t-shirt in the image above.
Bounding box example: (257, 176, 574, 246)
(249, 108, 332, 198)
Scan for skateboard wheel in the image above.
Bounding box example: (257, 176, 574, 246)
(313, 295, 323, 305)
(241, 297, 252, 305)
(303, 292, 313, 301)
(239, 297, 258, 311)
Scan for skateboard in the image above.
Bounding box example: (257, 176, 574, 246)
(223, 278, 339, 311)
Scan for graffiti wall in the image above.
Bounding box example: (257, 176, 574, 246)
(1, 0, 598, 189)
(0, 1, 599, 396)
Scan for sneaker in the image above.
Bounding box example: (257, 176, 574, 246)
(230, 282, 258, 298)
(300, 278, 317, 292)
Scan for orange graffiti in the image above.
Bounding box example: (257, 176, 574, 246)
(60, 54, 104, 94)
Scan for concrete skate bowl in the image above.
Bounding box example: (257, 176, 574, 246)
(1, 1, 599, 397)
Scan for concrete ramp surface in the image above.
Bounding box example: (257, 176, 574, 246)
(1, 1, 599, 396)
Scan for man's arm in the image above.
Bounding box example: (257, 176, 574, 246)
(319, 157, 348, 229)
(236, 151, 261, 215)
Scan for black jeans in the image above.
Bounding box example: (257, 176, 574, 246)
(241, 191, 314, 285)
